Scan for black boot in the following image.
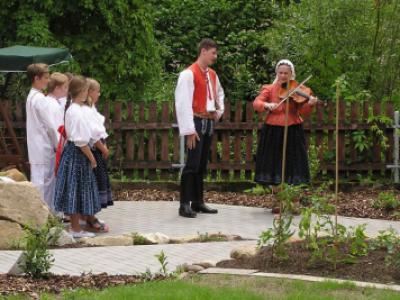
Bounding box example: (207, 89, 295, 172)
(179, 203, 197, 218)
(191, 202, 218, 214)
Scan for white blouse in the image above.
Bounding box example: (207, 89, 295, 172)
(175, 69, 225, 136)
(90, 106, 108, 140)
(65, 103, 93, 147)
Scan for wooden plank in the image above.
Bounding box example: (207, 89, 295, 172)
(125, 102, 134, 162)
(221, 101, 231, 180)
(160, 102, 170, 180)
(327, 101, 335, 166)
(233, 102, 242, 179)
(245, 102, 254, 180)
(350, 102, 359, 164)
(315, 103, 324, 160)
(385, 102, 394, 164)
(137, 102, 145, 179)
(147, 101, 158, 180)
(372, 102, 382, 163)
(338, 99, 346, 163)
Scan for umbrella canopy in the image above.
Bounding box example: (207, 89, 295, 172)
(0, 45, 72, 72)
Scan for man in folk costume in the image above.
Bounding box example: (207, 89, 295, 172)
(175, 38, 225, 218)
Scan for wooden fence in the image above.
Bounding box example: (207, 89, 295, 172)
(0, 99, 396, 181)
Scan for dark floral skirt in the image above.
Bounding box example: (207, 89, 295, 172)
(254, 123, 310, 186)
(54, 142, 101, 216)
(92, 146, 113, 208)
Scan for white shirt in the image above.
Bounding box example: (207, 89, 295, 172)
(65, 103, 93, 147)
(45, 94, 64, 145)
(26, 88, 61, 164)
(58, 97, 67, 110)
(175, 69, 225, 136)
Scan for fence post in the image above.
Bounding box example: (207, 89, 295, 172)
(387, 111, 399, 183)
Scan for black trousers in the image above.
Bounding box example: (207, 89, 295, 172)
(180, 117, 214, 204)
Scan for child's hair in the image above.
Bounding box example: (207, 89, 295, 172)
(86, 78, 100, 107)
(47, 72, 68, 93)
(64, 72, 74, 81)
(65, 75, 88, 113)
(26, 63, 49, 83)
(198, 38, 218, 56)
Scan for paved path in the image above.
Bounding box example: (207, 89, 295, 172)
(1, 201, 400, 275)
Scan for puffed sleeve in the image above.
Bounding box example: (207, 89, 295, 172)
(92, 107, 108, 140)
(175, 69, 196, 136)
(215, 75, 225, 120)
(253, 84, 272, 112)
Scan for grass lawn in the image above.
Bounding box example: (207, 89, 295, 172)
(2, 275, 400, 300)
(189, 274, 400, 300)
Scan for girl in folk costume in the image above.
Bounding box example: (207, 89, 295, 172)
(54, 76, 100, 238)
(253, 59, 318, 210)
(175, 38, 225, 218)
(79, 78, 112, 232)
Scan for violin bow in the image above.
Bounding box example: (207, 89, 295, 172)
(275, 75, 313, 108)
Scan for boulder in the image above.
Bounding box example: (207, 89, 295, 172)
(0, 182, 51, 249)
(0, 182, 50, 227)
(230, 245, 258, 259)
(3, 168, 28, 182)
(0, 220, 24, 249)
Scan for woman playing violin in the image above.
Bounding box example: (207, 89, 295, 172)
(253, 59, 318, 212)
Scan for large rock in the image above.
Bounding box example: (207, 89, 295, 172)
(230, 245, 258, 259)
(0, 182, 51, 249)
(0, 220, 24, 249)
(2, 168, 28, 182)
(0, 182, 50, 227)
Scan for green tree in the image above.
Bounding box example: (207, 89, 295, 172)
(263, 0, 400, 104)
(151, 0, 277, 102)
(0, 0, 160, 101)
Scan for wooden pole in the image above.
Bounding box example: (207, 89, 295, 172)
(280, 82, 291, 214)
(335, 82, 340, 236)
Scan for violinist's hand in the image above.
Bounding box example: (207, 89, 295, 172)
(264, 103, 278, 111)
(309, 96, 318, 106)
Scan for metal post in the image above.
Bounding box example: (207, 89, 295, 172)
(171, 123, 186, 172)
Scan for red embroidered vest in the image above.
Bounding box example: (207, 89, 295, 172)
(188, 63, 217, 113)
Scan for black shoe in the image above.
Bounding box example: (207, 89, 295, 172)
(179, 204, 197, 218)
(191, 203, 218, 214)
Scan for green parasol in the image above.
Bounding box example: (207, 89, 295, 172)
(0, 45, 72, 72)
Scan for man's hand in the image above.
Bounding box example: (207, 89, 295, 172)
(187, 133, 200, 150)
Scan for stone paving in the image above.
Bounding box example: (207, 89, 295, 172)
(1, 201, 400, 275)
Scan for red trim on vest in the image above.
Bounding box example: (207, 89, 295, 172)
(188, 63, 217, 113)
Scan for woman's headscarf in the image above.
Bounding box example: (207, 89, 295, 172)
(273, 59, 296, 83)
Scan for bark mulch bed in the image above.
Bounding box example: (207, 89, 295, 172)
(216, 241, 399, 285)
(114, 188, 400, 221)
(0, 273, 161, 297)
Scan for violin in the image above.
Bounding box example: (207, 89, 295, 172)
(279, 80, 313, 104)
(276, 75, 325, 108)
